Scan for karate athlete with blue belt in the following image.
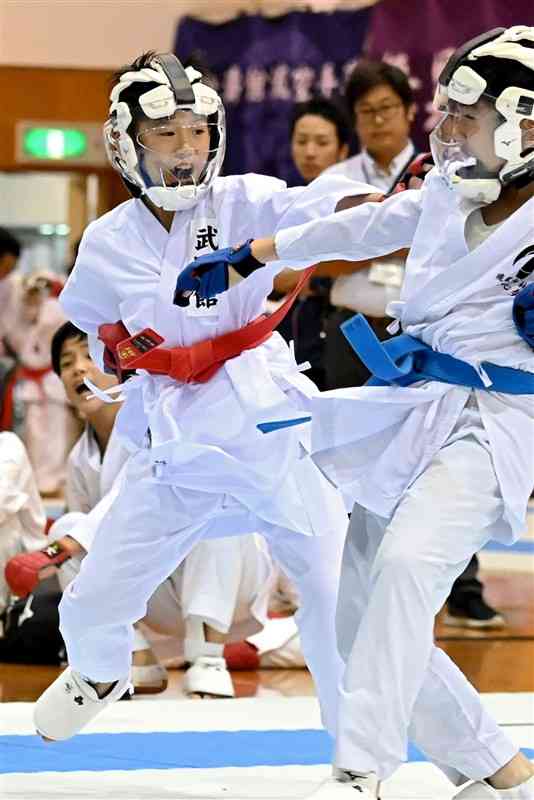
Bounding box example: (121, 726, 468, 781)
(177, 26, 534, 800)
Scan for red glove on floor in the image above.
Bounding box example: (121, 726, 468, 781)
(5, 542, 72, 598)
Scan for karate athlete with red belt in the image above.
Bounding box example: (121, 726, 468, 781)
(33, 51, 372, 743)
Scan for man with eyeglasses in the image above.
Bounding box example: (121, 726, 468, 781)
(322, 60, 417, 392)
(326, 60, 416, 191)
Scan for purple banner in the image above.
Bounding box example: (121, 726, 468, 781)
(175, 10, 372, 184)
(366, 0, 534, 151)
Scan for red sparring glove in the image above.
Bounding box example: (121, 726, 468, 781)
(387, 152, 434, 196)
(5, 542, 72, 598)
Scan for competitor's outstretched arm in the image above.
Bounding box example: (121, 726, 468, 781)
(253, 187, 422, 270)
(173, 188, 422, 303)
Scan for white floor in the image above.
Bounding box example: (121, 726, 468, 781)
(2, 694, 533, 800)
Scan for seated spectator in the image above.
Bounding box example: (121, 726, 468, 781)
(0, 430, 46, 617)
(5, 323, 306, 696)
(0, 228, 71, 494)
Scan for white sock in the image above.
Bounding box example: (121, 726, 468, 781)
(184, 617, 225, 662)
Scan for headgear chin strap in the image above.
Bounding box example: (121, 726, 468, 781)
(104, 53, 226, 211)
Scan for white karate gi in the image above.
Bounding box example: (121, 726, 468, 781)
(274, 171, 534, 779)
(58, 172, 355, 734)
(0, 432, 46, 613)
(49, 425, 277, 643)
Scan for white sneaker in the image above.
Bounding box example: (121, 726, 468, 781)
(310, 770, 381, 798)
(454, 776, 534, 798)
(183, 656, 235, 698)
(34, 667, 130, 741)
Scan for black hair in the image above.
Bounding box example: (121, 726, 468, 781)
(345, 60, 414, 121)
(0, 227, 21, 259)
(290, 96, 351, 146)
(51, 321, 87, 376)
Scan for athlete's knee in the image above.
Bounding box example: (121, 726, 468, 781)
(373, 542, 442, 591)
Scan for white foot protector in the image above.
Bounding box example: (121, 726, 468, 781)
(454, 776, 534, 798)
(183, 656, 235, 698)
(309, 769, 381, 798)
(34, 667, 130, 741)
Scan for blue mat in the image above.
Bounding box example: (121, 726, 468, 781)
(2, 729, 533, 774)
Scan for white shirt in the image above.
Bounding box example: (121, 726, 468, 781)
(60, 173, 363, 538)
(464, 208, 502, 251)
(274, 170, 534, 540)
(325, 142, 416, 316)
(325, 141, 416, 193)
(0, 431, 46, 549)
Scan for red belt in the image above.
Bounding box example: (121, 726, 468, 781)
(17, 365, 51, 384)
(0, 365, 51, 431)
(98, 267, 315, 384)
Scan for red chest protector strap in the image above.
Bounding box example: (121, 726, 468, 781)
(98, 266, 316, 384)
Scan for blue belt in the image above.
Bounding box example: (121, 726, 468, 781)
(341, 314, 534, 395)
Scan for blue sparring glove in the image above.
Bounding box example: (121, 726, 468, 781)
(512, 283, 534, 348)
(173, 240, 264, 306)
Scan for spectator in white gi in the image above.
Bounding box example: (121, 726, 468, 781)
(0, 431, 46, 617)
(0, 230, 71, 494)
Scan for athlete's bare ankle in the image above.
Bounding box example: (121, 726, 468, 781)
(487, 753, 534, 789)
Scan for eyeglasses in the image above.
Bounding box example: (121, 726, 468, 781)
(355, 102, 403, 123)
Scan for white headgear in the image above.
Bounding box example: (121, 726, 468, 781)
(431, 26, 534, 203)
(104, 53, 225, 211)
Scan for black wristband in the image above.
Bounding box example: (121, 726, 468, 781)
(230, 253, 265, 279)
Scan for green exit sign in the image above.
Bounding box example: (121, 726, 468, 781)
(16, 121, 107, 166)
(23, 127, 88, 160)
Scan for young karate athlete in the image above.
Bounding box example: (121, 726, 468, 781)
(180, 26, 534, 800)
(32, 51, 367, 740)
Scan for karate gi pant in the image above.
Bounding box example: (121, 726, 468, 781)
(59, 450, 346, 735)
(144, 535, 275, 643)
(54, 526, 275, 644)
(335, 417, 519, 780)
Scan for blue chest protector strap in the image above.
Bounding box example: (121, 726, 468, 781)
(341, 314, 534, 395)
